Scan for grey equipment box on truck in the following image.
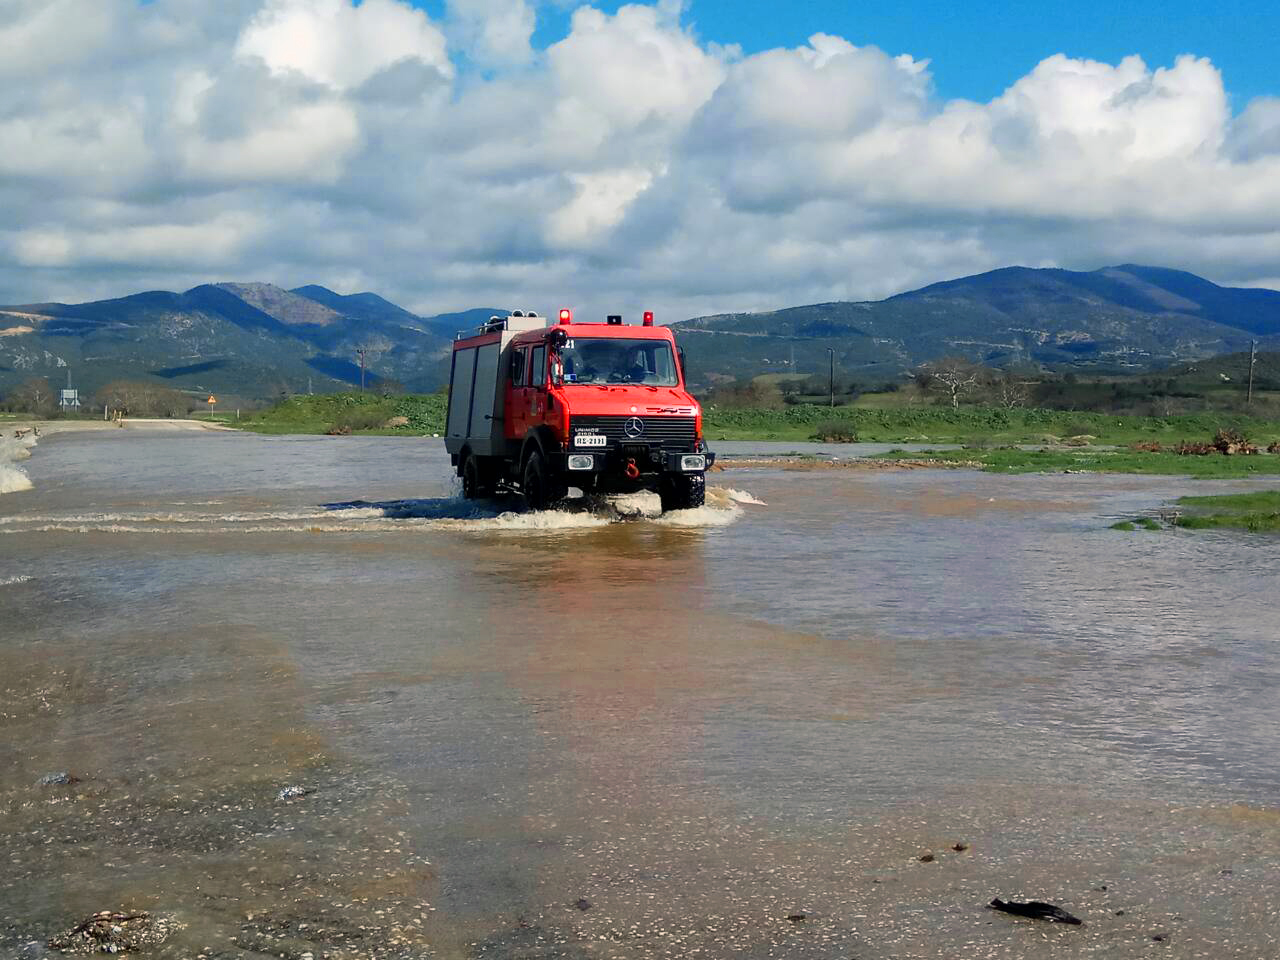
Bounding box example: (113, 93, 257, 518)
(445, 312, 547, 458)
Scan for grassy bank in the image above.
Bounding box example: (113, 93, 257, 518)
(703, 405, 1280, 447)
(231, 393, 1280, 479)
(1174, 490, 1280, 532)
(236, 393, 447, 435)
(876, 448, 1280, 477)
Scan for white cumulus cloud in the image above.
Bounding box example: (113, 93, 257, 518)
(235, 0, 452, 89)
(446, 0, 536, 65)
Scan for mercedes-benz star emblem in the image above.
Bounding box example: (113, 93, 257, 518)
(623, 417, 645, 438)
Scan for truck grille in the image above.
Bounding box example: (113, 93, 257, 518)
(570, 415, 697, 449)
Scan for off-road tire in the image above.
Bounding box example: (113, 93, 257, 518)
(659, 472, 705, 512)
(522, 451, 565, 511)
(461, 454, 490, 500)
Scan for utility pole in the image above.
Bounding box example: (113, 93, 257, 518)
(827, 347, 835, 408)
(1247, 340, 1257, 406)
(357, 348, 367, 393)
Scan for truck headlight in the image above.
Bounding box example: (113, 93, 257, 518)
(680, 455, 706, 472)
(567, 454, 595, 470)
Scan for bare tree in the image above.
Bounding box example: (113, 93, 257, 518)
(93, 380, 190, 417)
(993, 374, 1033, 409)
(920, 357, 982, 409)
(6, 376, 55, 414)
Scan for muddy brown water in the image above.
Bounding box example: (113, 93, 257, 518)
(2, 432, 1279, 959)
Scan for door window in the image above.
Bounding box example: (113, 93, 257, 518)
(510, 348, 525, 385)
(529, 346, 545, 386)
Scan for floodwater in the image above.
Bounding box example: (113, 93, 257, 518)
(2, 431, 1279, 959)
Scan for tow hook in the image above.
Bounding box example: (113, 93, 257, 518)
(624, 458, 640, 480)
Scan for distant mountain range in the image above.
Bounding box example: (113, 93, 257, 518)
(676, 264, 1280, 384)
(3, 265, 1279, 401)
(0, 282, 500, 400)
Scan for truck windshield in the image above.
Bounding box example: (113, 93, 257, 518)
(556, 338, 679, 386)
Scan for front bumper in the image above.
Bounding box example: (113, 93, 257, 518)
(557, 448, 715, 475)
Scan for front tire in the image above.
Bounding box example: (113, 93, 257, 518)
(522, 451, 565, 511)
(659, 472, 705, 512)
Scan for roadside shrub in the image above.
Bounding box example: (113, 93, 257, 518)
(1175, 441, 1215, 456)
(811, 420, 858, 442)
(1269, 440, 1280, 454)
(1213, 428, 1257, 455)
(1062, 420, 1097, 438)
(327, 406, 391, 432)
(1131, 440, 1163, 452)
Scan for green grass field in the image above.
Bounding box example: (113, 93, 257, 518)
(1173, 490, 1280, 532)
(703, 404, 1280, 447)
(235, 393, 447, 435)
(231, 393, 1280, 479)
(877, 448, 1280, 477)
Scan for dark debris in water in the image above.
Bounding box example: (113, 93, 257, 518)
(37, 771, 79, 787)
(989, 898, 1083, 925)
(277, 785, 315, 801)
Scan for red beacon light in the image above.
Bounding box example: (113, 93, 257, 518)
(558, 308, 572, 325)
(642, 310, 654, 326)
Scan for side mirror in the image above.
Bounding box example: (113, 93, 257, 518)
(677, 345, 687, 382)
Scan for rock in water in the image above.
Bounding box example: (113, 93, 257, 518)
(37, 771, 78, 787)
(48, 911, 179, 953)
(277, 785, 314, 801)
(989, 898, 1082, 925)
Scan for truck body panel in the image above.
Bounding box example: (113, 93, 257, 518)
(444, 318, 543, 458)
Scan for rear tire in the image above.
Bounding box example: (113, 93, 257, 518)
(522, 450, 565, 511)
(461, 454, 491, 500)
(659, 472, 705, 512)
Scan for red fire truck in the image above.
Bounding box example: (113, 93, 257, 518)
(444, 309, 713, 512)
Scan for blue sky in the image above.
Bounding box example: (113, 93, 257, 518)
(418, 0, 1279, 107)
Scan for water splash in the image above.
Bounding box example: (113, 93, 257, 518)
(0, 486, 761, 535)
(0, 433, 36, 495)
(718, 487, 768, 506)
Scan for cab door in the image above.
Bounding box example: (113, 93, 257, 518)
(506, 346, 529, 439)
(525, 344, 547, 428)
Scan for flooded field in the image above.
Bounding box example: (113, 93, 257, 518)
(2, 431, 1279, 959)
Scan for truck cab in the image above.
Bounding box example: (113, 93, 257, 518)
(445, 309, 713, 512)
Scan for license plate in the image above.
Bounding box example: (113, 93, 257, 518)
(575, 433, 607, 447)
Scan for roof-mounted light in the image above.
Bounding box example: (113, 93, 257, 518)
(558, 308, 572, 324)
(643, 310, 654, 326)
